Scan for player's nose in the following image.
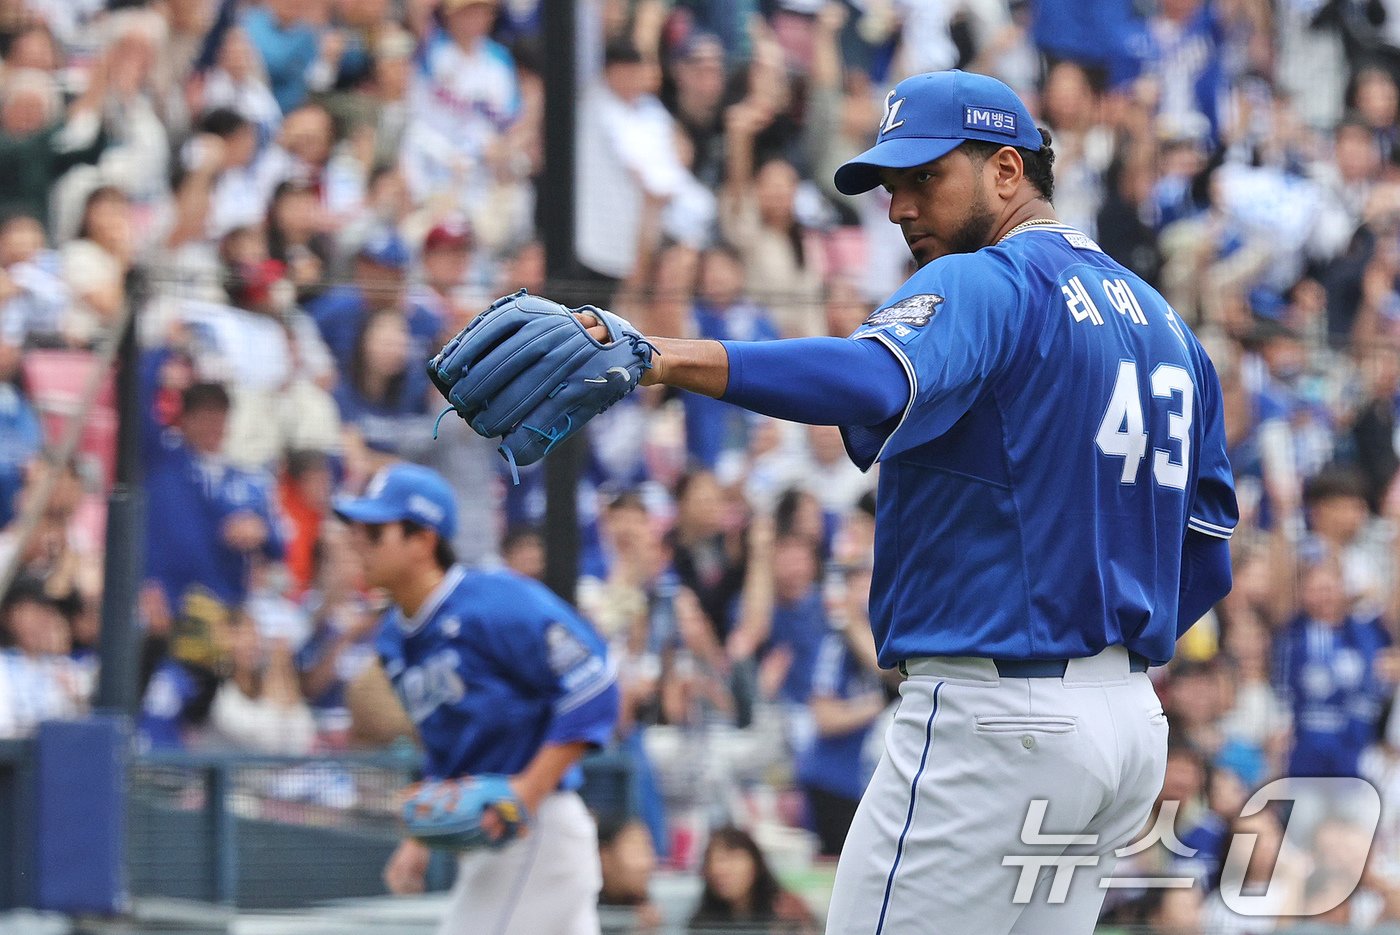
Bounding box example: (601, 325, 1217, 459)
(887, 187, 919, 225)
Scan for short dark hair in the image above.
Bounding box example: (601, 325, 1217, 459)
(181, 382, 231, 414)
(1303, 467, 1370, 508)
(197, 107, 251, 139)
(396, 520, 456, 571)
(960, 127, 1057, 201)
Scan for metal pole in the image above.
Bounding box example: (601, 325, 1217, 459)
(95, 283, 146, 715)
(540, 0, 582, 604)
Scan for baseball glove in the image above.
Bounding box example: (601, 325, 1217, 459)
(428, 290, 655, 480)
(402, 774, 528, 851)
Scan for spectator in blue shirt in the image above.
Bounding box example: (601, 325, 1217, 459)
(142, 380, 286, 641)
(308, 228, 437, 371)
(332, 307, 430, 457)
(684, 245, 778, 469)
(795, 564, 887, 856)
(242, 0, 321, 114)
(1274, 558, 1399, 778)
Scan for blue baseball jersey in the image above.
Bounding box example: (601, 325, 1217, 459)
(1274, 615, 1392, 779)
(844, 224, 1237, 668)
(375, 566, 619, 783)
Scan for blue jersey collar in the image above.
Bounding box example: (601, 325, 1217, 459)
(399, 564, 466, 636)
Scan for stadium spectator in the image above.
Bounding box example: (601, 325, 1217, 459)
(408, 218, 475, 341)
(1275, 557, 1399, 780)
(500, 526, 545, 580)
(242, 0, 326, 114)
(207, 611, 317, 754)
(576, 37, 707, 292)
(669, 469, 747, 646)
(597, 817, 663, 933)
(0, 56, 108, 232)
(307, 227, 418, 368)
(266, 179, 334, 305)
(0, 214, 70, 355)
(198, 25, 284, 145)
(688, 824, 817, 933)
(295, 522, 380, 748)
(142, 380, 286, 640)
(333, 306, 431, 460)
(279, 449, 332, 596)
(0, 578, 88, 739)
(795, 564, 885, 857)
(60, 186, 133, 347)
(400, 0, 520, 218)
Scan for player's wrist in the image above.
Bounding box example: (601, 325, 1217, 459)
(640, 342, 667, 386)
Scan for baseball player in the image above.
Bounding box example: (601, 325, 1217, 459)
(335, 463, 619, 935)
(428, 69, 1239, 933)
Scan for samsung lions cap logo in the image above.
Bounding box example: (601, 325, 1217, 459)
(964, 106, 1017, 136)
(879, 89, 906, 137)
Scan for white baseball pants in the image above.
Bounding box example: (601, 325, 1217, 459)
(437, 791, 602, 935)
(826, 645, 1169, 935)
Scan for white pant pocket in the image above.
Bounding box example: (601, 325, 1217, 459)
(974, 715, 1078, 734)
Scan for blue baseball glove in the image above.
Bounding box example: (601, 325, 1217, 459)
(402, 775, 528, 851)
(428, 290, 655, 480)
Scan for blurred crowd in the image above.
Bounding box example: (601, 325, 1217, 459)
(8, 0, 1400, 930)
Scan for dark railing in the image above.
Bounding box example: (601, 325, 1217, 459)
(0, 732, 636, 913)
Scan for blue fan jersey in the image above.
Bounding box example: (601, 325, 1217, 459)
(844, 224, 1237, 669)
(375, 566, 619, 783)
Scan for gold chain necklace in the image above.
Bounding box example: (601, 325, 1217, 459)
(998, 218, 1063, 243)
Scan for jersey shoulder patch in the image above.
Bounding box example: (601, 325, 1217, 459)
(855, 294, 943, 345)
(1061, 231, 1103, 252)
(545, 622, 591, 676)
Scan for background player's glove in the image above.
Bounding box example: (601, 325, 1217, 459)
(427, 290, 655, 480)
(402, 774, 528, 851)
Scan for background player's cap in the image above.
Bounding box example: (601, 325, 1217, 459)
(834, 70, 1042, 196)
(333, 463, 457, 541)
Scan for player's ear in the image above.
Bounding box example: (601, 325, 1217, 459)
(991, 146, 1025, 199)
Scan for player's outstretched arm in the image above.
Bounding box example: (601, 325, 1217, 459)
(580, 314, 909, 427)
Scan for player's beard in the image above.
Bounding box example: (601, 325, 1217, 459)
(945, 185, 1000, 258)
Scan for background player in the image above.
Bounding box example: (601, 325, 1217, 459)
(335, 463, 619, 935)
(543, 70, 1238, 934)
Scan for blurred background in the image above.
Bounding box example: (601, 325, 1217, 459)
(3, 0, 1400, 932)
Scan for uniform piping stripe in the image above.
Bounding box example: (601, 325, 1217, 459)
(1188, 516, 1234, 539)
(491, 816, 545, 935)
(856, 331, 918, 465)
(554, 656, 620, 715)
(399, 564, 466, 635)
(876, 680, 944, 935)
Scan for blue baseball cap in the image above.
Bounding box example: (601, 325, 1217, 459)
(835, 70, 1042, 196)
(358, 228, 411, 269)
(333, 463, 457, 541)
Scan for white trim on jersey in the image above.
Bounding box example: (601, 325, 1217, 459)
(554, 654, 619, 715)
(399, 564, 468, 636)
(854, 331, 919, 465)
(1188, 516, 1235, 539)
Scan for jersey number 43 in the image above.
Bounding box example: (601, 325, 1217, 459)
(1096, 360, 1193, 489)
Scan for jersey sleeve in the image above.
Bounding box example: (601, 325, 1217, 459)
(844, 252, 1024, 466)
(1187, 346, 1238, 540)
(475, 576, 619, 749)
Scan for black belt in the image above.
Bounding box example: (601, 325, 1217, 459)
(993, 652, 1151, 679)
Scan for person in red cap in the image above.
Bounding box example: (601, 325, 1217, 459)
(412, 219, 477, 340)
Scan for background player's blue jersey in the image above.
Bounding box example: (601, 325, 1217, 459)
(844, 224, 1237, 669)
(375, 566, 619, 783)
